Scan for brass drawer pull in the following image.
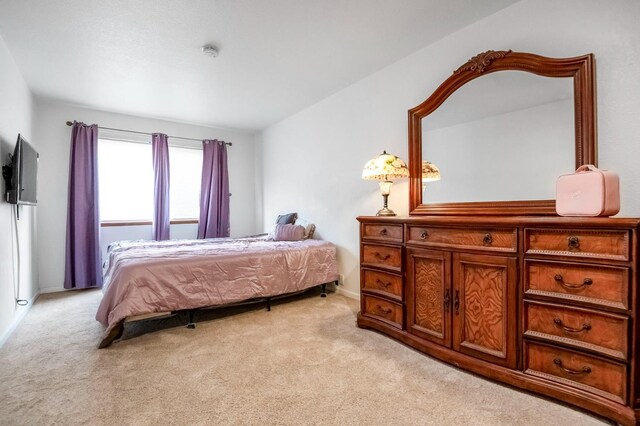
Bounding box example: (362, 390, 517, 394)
(554, 274, 593, 289)
(380, 228, 388, 236)
(444, 289, 451, 312)
(420, 230, 429, 240)
(375, 279, 392, 289)
(553, 318, 592, 334)
(375, 305, 393, 316)
(454, 290, 460, 315)
(374, 252, 391, 261)
(482, 233, 493, 246)
(553, 358, 592, 376)
(567, 236, 580, 251)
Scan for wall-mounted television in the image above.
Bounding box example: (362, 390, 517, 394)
(3, 134, 39, 205)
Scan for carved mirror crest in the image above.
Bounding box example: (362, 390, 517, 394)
(409, 50, 596, 215)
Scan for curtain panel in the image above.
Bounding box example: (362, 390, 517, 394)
(152, 133, 170, 240)
(64, 121, 102, 289)
(198, 139, 230, 238)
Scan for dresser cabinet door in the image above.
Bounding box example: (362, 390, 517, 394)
(406, 248, 452, 347)
(453, 253, 517, 368)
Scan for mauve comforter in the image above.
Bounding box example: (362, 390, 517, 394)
(96, 236, 339, 335)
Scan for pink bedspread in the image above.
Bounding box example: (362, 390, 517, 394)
(96, 236, 339, 335)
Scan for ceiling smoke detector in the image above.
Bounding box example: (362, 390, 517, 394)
(202, 45, 219, 58)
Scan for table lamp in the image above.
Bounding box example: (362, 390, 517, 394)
(362, 151, 409, 216)
(421, 161, 441, 190)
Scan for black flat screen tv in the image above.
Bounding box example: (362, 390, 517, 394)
(4, 134, 38, 205)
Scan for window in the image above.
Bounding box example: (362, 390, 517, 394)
(98, 139, 203, 222)
(169, 145, 202, 219)
(98, 139, 153, 221)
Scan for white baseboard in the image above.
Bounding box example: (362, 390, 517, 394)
(39, 286, 66, 294)
(336, 286, 360, 300)
(0, 291, 40, 348)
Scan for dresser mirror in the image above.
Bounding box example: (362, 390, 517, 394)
(408, 50, 596, 215)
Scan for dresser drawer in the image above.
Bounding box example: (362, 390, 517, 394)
(524, 341, 627, 404)
(362, 269, 402, 301)
(362, 295, 403, 329)
(362, 244, 402, 272)
(524, 301, 628, 360)
(362, 223, 404, 243)
(524, 260, 629, 311)
(525, 228, 630, 261)
(407, 226, 516, 252)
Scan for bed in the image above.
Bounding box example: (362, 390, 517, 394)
(96, 235, 339, 348)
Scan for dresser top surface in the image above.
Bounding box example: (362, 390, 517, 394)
(357, 215, 640, 229)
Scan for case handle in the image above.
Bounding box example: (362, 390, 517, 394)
(375, 279, 392, 289)
(575, 164, 599, 173)
(444, 289, 451, 312)
(374, 252, 391, 261)
(375, 305, 393, 316)
(554, 274, 593, 289)
(553, 358, 592, 376)
(567, 236, 580, 250)
(553, 318, 592, 334)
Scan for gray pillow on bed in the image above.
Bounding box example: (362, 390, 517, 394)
(276, 212, 298, 224)
(273, 224, 305, 241)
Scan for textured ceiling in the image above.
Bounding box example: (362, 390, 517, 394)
(0, 0, 518, 131)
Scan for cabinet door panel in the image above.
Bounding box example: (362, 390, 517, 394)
(453, 253, 517, 368)
(406, 248, 452, 347)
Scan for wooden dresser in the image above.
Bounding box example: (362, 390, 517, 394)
(357, 215, 640, 425)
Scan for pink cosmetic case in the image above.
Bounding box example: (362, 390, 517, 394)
(555, 165, 620, 217)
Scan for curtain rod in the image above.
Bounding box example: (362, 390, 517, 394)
(65, 121, 232, 146)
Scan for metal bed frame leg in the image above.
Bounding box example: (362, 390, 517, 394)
(266, 298, 272, 311)
(320, 283, 327, 298)
(186, 309, 196, 329)
(98, 320, 125, 349)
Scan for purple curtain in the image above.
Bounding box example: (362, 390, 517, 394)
(198, 139, 230, 238)
(64, 122, 102, 289)
(152, 133, 170, 240)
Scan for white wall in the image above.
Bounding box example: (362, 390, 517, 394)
(0, 36, 37, 344)
(34, 100, 259, 293)
(259, 0, 640, 298)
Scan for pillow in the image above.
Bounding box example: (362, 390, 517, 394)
(276, 212, 298, 224)
(266, 224, 277, 240)
(295, 218, 316, 239)
(273, 224, 305, 241)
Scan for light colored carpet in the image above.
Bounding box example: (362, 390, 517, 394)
(0, 289, 608, 426)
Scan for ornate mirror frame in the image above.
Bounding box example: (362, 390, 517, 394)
(409, 50, 596, 216)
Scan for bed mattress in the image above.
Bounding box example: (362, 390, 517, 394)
(96, 236, 339, 335)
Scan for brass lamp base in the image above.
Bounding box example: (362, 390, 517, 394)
(376, 207, 396, 216)
(376, 192, 396, 216)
